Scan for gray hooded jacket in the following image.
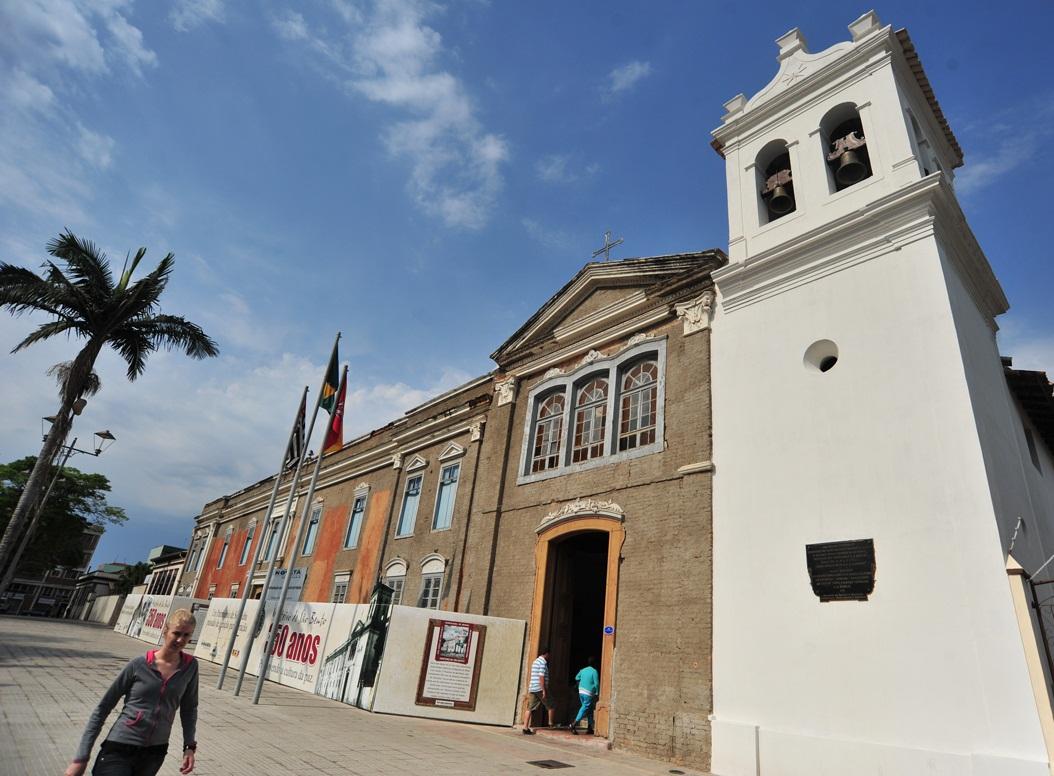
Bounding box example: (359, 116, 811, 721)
(73, 650, 198, 763)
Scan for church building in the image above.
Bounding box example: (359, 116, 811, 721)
(177, 12, 1054, 775)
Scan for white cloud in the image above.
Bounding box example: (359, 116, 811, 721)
(77, 124, 116, 169)
(3, 70, 57, 114)
(169, 0, 225, 32)
(272, 0, 509, 230)
(0, 311, 473, 521)
(606, 60, 652, 96)
(0, 1, 155, 224)
(534, 153, 599, 184)
(998, 318, 1054, 376)
(522, 217, 576, 253)
(272, 10, 309, 41)
(956, 94, 1054, 196)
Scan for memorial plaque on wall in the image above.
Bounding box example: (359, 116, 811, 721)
(806, 539, 876, 601)
(415, 619, 487, 711)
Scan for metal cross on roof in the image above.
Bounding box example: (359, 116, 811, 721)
(591, 230, 624, 262)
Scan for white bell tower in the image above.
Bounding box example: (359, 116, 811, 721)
(710, 11, 1054, 776)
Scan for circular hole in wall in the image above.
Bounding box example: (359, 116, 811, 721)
(804, 339, 839, 373)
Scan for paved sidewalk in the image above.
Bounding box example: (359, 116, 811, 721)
(0, 617, 709, 776)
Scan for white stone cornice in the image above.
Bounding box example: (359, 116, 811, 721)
(714, 175, 1007, 323)
(536, 499, 625, 533)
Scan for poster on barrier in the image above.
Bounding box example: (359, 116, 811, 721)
(133, 595, 172, 643)
(246, 601, 336, 693)
(314, 603, 371, 706)
(415, 619, 486, 711)
(113, 593, 143, 634)
(196, 598, 261, 665)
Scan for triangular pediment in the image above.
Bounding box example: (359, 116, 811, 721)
(491, 252, 726, 367)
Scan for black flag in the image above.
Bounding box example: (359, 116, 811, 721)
(283, 392, 307, 469)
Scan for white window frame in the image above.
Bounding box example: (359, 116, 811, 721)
(517, 338, 667, 484)
(432, 446, 464, 531)
(332, 571, 351, 604)
(216, 527, 233, 569)
(396, 468, 425, 537)
(344, 486, 369, 549)
(301, 503, 323, 556)
(383, 558, 407, 605)
(239, 520, 257, 566)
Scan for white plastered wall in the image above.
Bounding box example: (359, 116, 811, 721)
(710, 235, 1049, 775)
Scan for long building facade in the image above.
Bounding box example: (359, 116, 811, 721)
(178, 250, 725, 763)
(177, 13, 1054, 774)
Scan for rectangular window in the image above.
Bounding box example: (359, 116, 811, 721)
(332, 580, 349, 603)
(417, 574, 442, 609)
(207, 584, 216, 600)
(216, 533, 230, 569)
(263, 519, 280, 561)
(239, 523, 256, 565)
(432, 464, 460, 531)
(230, 583, 240, 598)
(396, 476, 423, 536)
(344, 495, 367, 548)
(384, 576, 404, 605)
(302, 505, 323, 555)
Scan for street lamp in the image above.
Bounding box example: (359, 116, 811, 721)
(42, 418, 116, 456)
(2, 425, 119, 613)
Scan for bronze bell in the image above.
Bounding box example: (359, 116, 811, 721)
(835, 149, 868, 186)
(768, 184, 794, 215)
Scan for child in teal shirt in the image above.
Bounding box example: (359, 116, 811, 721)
(570, 657, 599, 734)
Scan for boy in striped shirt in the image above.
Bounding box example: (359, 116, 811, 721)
(521, 646, 554, 734)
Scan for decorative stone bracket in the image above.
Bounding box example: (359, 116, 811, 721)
(495, 377, 517, 406)
(675, 291, 716, 336)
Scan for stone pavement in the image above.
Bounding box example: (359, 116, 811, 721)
(0, 616, 710, 776)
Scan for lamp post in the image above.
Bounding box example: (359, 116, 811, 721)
(0, 424, 117, 610)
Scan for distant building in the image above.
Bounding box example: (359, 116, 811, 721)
(0, 523, 103, 617)
(144, 545, 187, 596)
(66, 562, 130, 620)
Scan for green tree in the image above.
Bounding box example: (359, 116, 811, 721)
(0, 457, 126, 576)
(114, 561, 152, 595)
(0, 232, 219, 597)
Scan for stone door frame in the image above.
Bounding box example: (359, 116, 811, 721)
(526, 510, 626, 737)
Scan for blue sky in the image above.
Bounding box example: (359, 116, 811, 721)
(2, 1, 1052, 567)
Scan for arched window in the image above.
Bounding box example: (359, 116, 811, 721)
(757, 140, 795, 223)
(821, 103, 872, 192)
(618, 360, 658, 451)
(383, 558, 407, 605)
(572, 377, 608, 462)
(531, 391, 565, 472)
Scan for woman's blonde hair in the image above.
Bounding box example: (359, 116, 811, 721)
(166, 608, 197, 631)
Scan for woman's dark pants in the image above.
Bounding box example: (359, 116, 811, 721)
(92, 742, 168, 776)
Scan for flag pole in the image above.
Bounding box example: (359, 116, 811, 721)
(232, 332, 340, 696)
(216, 385, 308, 689)
(252, 362, 347, 704)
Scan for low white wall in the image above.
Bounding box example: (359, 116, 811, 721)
(86, 594, 124, 626)
(187, 598, 525, 726)
(371, 606, 525, 726)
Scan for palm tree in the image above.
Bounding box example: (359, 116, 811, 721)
(0, 231, 219, 596)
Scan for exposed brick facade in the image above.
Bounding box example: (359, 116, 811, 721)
(178, 251, 725, 769)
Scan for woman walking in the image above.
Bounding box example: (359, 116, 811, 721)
(65, 608, 200, 775)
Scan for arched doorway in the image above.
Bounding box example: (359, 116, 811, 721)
(526, 507, 625, 737)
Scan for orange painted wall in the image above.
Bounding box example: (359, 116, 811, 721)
(193, 524, 254, 599)
(301, 502, 349, 602)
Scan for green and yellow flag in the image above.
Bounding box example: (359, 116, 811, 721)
(320, 344, 340, 414)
